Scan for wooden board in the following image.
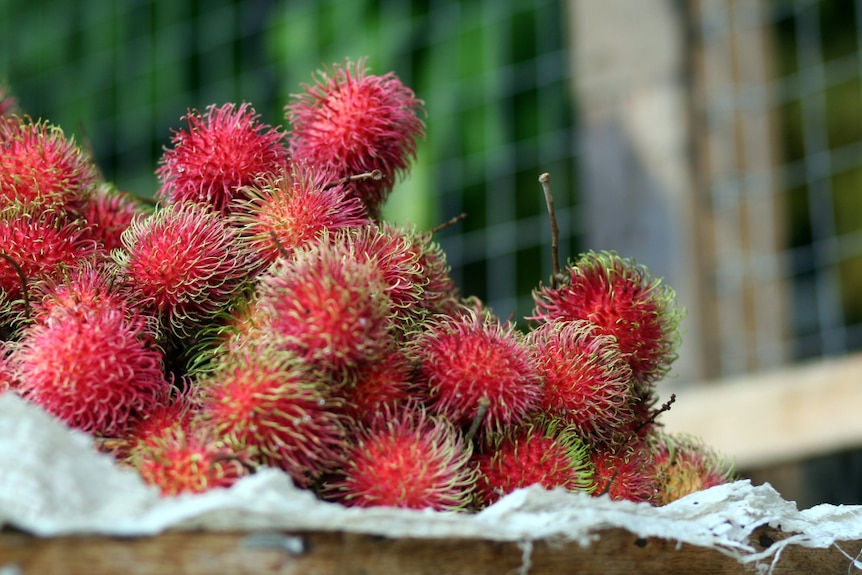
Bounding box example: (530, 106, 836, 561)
(662, 353, 862, 470)
(1, 524, 859, 575)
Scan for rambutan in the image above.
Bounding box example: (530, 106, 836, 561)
(286, 58, 425, 217)
(114, 201, 255, 339)
(0, 84, 18, 121)
(473, 418, 593, 508)
(337, 346, 417, 426)
(323, 406, 476, 511)
(408, 309, 543, 436)
(589, 440, 658, 503)
(254, 238, 394, 376)
(338, 222, 458, 330)
(528, 320, 636, 444)
(130, 419, 254, 497)
(157, 102, 289, 215)
(0, 212, 102, 323)
(651, 432, 735, 505)
(0, 116, 98, 216)
(31, 259, 126, 322)
(12, 303, 170, 437)
(531, 250, 683, 385)
(199, 343, 346, 488)
(0, 341, 16, 392)
(80, 184, 150, 252)
(236, 162, 369, 266)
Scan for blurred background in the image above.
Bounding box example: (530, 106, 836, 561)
(1, 0, 861, 508)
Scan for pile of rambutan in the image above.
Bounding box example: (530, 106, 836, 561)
(0, 61, 733, 509)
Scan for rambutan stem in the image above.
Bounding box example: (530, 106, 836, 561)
(430, 212, 467, 235)
(464, 396, 491, 443)
(269, 230, 291, 260)
(0, 252, 30, 320)
(323, 169, 384, 191)
(635, 393, 677, 435)
(539, 172, 561, 289)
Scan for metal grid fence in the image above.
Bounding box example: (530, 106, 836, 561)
(0, 0, 578, 329)
(695, 0, 862, 376)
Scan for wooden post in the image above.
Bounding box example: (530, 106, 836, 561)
(570, 0, 707, 383)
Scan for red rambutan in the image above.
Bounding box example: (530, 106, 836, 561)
(254, 238, 394, 376)
(0, 212, 102, 321)
(286, 59, 425, 217)
(12, 303, 170, 437)
(336, 346, 417, 426)
(531, 250, 683, 385)
(589, 440, 658, 503)
(199, 343, 346, 488)
(0, 116, 98, 216)
(338, 222, 458, 330)
(80, 184, 150, 252)
(473, 418, 593, 508)
(130, 419, 254, 497)
(157, 102, 289, 215)
(651, 432, 735, 505)
(408, 309, 543, 436)
(236, 163, 369, 266)
(323, 406, 476, 511)
(114, 201, 255, 338)
(528, 320, 637, 444)
(0, 84, 18, 121)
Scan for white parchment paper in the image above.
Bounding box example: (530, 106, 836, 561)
(2, 392, 861, 573)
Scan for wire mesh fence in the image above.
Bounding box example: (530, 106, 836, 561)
(0, 0, 578, 330)
(1, 0, 861, 382)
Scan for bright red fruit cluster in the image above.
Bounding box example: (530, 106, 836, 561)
(0, 62, 733, 507)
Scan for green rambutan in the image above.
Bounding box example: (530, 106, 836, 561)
(408, 308, 543, 436)
(157, 102, 289, 215)
(286, 58, 425, 217)
(528, 320, 637, 444)
(114, 201, 255, 339)
(322, 406, 476, 511)
(254, 238, 394, 376)
(472, 418, 593, 508)
(531, 250, 683, 386)
(199, 343, 346, 488)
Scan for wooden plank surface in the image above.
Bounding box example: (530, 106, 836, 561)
(0, 525, 858, 575)
(662, 352, 862, 469)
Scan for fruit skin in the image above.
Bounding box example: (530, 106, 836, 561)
(0, 212, 103, 327)
(254, 237, 394, 377)
(408, 308, 543, 437)
(286, 58, 425, 217)
(157, 102, 289, 215)
(589, 439, 658, 503)
(0, 116, 97, 216)
(80, 184, 150, 252)
(323, 406, 476, 511)
(114, 201, 255, 339)
(336, 346, 418, 426)
(236, 162, 369, 266)
(651, 432, 736, 505)
(531, 250, 683, 386)
(130, 419, 254, 497)
(473, 418, 593, 508)
(12, 302, 170, 437)
(199, 343, 346, 488)
(337, 222, 458, 332)
(528, 320, 636, 445)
